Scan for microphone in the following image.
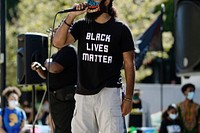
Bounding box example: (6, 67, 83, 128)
(57, 5, 88, 14)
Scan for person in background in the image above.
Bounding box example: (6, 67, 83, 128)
(39, 100, 50, 125)
(31, 43, 77, 133)
(176, 83, 200, 133)
(22, 100, 39, 125)
(53, 0, 135, 132)
(46, 114, 55, 133)
(22, 100, 32, 124)
(128, 89, 152, 133)
(159, 104, 183, 133)
(0, 86, 27, 133)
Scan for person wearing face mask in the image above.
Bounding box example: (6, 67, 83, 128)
(159, 104, 183, 133)
(128, 89, 152, 133)
(176, 83, 200, 133)
(53, 0, 135, 132)
(0, 86, 27, 133)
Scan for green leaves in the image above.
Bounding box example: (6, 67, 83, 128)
(6, 0, 172, 85)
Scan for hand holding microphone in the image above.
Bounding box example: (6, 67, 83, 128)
(56, 3, 88, 30)
(57, 1, 100, 14)
(53, 1, 100, 48)
(57, 3, 88, 14)
(56, 1, 101, 27)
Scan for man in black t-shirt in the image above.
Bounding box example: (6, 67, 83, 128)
(31, 44, 77, 133)
(53, 0, 136, 132)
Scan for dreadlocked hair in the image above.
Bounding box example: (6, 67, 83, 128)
(2, 86, 22, 98)
(100, 0, 117, 17)
(107, 0, 117, 17)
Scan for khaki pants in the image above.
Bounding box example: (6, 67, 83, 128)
(72, 87, 123, 133)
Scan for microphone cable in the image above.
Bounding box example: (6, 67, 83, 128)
(31, 12, 59, 131)
(44, 12, 60, 132)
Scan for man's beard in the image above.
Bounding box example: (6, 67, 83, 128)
(85, 0, 107, 22)
(85, 11, 104, 22)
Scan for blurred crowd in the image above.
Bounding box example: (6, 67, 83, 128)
(21, 99, 50, 126)
(127, 83, 200, 133)
(0, 86, 51, 133)
(0, 83, 199, 133)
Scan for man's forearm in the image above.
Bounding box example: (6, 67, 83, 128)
(53, 14, 75, 48)
(125, 63, 135, 99)
(124, 51, 135, 99)
(36, 68, 47, 79)
(121, 51, 135, 116)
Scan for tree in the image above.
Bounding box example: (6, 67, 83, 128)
(5, 0, 174, 86)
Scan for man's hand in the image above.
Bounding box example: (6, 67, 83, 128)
(121, 99, 132, 116)
(31, 62, 42, 71)
(31, 62, 47, 79)
(68, 3, 87, 18)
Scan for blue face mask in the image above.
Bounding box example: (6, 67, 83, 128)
(187, 92, 195, 100)
(87, 0, 100, 6)
(169, 113, 178, 120)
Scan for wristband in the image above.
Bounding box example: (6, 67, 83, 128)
(123, 97, 132, 102)
(63, 20, 72, 27)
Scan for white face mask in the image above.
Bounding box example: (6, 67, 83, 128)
(169, 113, 178, 120)
(43, 103, 49, 111)
(9, 100, 18, 109)
(187, 92, 195, 100)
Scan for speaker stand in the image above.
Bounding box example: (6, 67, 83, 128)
(32, 85, 36, 133)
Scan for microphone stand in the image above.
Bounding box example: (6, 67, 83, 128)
(31, 10, 60, 133)
(32, 85, 36, 133)
(47, 9, 73, 132)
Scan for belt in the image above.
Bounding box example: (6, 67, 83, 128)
(50, 86, 75, 101)
(51, 91, 74, 97)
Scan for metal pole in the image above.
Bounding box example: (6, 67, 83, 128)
(160, 4, 165, 111)
(0, 0, 6, 108)
(32, 85, 36, 133)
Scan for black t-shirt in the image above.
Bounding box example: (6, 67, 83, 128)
(48, 45, 77, 92)
(129, 101, 143, 128)
(70, 17, 134, 95)
(159, 119, 183, 133)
